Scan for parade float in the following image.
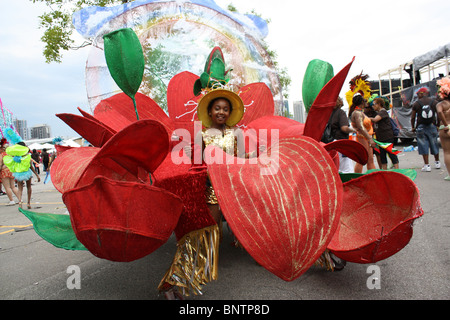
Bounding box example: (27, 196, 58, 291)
(13, 0, 423, 298)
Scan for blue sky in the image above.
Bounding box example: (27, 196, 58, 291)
(1, 0, 450, 138)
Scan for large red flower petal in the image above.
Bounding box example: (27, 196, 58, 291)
(323, 139, 368, 165)
(56, 113, 115, 148)
(238, 83, 274, 127)
(51, 120, 169, 192)
(63, 176, 183, 262)
(167, 71, 200, 124)
(207, 136, 342, 281)
(93, 92, 174, 134)
(328, 171, 423, 263)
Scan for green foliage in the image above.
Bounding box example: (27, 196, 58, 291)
(30, 0, 130, 63)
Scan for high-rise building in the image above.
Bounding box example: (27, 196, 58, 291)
(30, 124, 51, 139)
(14, 119, 29, 140)
(293, 101, 306, 123)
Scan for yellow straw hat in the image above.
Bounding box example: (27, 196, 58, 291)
(197, 89, 244, 128)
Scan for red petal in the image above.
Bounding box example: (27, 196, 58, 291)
(238, 83, 274, 127)
(56, 113, 115, 148)
(94, 92, 174, 134)
(167, 71, 200, 124)
(328, 171, 423, 263)
(324, 139, 368, 165)
(63, 176, 183, 262)
(207, 136, 342, 281)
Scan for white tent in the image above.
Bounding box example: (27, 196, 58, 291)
(40, 143, 55, 150)
(28, 143, 43, 150)
(62, 139, 81, 147)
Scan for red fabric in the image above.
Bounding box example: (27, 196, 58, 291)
(82, 119, 169, 180)
(52, 120, 168, 194)
(167, 71, 200, 125)
(327, 171, 423, 263)
(63, 176, 183, 262)
(245, 115, 302, 153)
(94, 92, 174, 134)
(303, 57, 355, 142)
(50, 147, 99, 194)
(77, 107, 117, 134)
(207, 136, 343, 281)
(56, 113, 115, 148)
(324, 139, 368, 165)
(55, 145, 74, 156)
(238, 83, 274, 127)
(153, 156, 215, 241)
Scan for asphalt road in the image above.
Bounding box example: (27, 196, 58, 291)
(1, 145, 449, 303)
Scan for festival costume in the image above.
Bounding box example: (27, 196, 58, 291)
(2, 128, 33, 182)
(202, 127, 239, 205)
(15, 35, 424, 298)
(1, 152, 14, 179)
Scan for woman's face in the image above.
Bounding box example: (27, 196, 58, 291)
(209, 98, 231, 126)
(372, 102, 381, 111)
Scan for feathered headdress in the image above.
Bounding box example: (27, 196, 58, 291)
(346, 72, 372, 107)
(4, 127, 23, 145)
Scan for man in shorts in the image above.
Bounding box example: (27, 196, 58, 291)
(411, 87, 441, 172)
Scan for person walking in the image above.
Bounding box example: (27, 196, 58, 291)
(31, 149, 41, 174)
(411, 87, 440, 172)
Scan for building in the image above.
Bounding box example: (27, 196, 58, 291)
(14, 119, 29, 140)
(30, 124, 51, 139)
(293, 101, 306, 123)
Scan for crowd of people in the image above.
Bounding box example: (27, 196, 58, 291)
(326, 79, 450, 181)
(0, 139, 53, 208)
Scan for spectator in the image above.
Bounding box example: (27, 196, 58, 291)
(410, 87, 440, 172)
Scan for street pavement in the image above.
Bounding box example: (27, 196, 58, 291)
(1, 145, 449, 301)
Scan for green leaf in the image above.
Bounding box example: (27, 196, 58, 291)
(103, 28, 145, 119)
(20, 208, 87, 251)
(209, 57, 226, 80)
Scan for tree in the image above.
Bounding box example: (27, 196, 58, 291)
(31, 0, 130, 63)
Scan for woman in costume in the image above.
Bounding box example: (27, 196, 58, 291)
(159, 89, 245, 300)
(436, 77, 450, 181)
(0, 138, 20, 205)
(195, 88, 246, 224)
(349, 94, 376, 173)
(3, 128, 40, 208)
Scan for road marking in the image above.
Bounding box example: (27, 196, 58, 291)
(0, 224, 33, 229)
(0, 224, 33, 235)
